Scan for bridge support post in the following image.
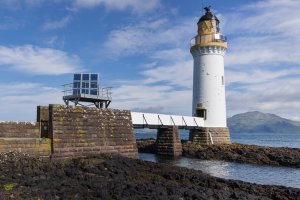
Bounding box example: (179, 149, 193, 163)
(189, 127, 231, 145)
(155, 126, 182, 157)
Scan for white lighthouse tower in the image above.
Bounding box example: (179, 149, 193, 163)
(190, 7, 230, 144)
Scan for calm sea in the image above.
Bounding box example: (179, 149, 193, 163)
(135, 129, 300, 148)
(136, 129, 300, 188)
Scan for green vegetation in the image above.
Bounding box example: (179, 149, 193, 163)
(3, 183, 18, 191)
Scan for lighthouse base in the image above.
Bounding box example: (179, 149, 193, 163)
(189, 127, 231, 145)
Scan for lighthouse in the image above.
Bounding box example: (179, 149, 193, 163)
(190, 7, 230, 144)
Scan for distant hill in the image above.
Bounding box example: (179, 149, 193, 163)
(227, 111, 300, 133)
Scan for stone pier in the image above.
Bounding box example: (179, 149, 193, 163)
(49, 104, 138, 158)
(0, 105, 139, 159)
(189, 127, 231, 145)
(0, 122, 51, 156)
(155, 126, 182, 156)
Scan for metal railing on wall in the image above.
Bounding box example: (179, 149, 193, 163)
(190, 34, 227, 47)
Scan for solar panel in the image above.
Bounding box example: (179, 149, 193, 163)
(72, 73, 99, 96)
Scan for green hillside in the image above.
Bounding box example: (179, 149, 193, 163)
(228, 111, 300, 133)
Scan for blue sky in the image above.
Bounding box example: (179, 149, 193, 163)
(0, 0, 299, 121)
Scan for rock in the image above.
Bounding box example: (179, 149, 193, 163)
(0, 153, 299, 199)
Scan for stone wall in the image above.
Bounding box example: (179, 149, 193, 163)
(189, 127, 231, 145)
(0, 122, 39, 138)
(0, 122, 51, 156)
(37, 106, 49, 122)
(155, 126, 182, 156)
(49, 105, 138, 158)
(37, 106, 49, 138)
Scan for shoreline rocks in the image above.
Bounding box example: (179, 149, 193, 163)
(137, 139, 300, 168)
(0, 152, 300, 199)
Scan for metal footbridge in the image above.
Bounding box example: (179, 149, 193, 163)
(131, 112, 204, 129)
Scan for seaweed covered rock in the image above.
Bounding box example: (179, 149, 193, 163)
(182, 142, 300, 168)
(0, 152, 300, 199)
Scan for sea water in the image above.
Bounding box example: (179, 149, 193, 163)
(136, 129, 300, 188)
(139, 153, 300, 188)
(135, 129, 300, 148)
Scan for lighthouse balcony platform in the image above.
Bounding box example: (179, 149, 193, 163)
(190, 34, 227, 48)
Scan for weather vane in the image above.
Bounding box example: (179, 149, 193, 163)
(204, 6, 211, 13)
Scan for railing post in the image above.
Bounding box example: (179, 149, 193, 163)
(158, 115, 163, 127)
(193, 118, 198, 127)
(143, 114, 148, 128)
(182, 116, 187, 128)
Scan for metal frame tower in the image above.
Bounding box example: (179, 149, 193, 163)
(62, 73, 112, 108)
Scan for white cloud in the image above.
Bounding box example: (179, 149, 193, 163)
(112, 84, 192, 115)
(224, 0, 300, 67)
(42, 16, 71, 30)
(0, 83, 62, 121)
(108, 0, 300, 120)
(150, 48, 188, 62)
(143, 59, 193, 88)
(226, 68, 300, 84)
(0, 0, 44, 10)
(102, 15, 196, 115)
(0, 45, 82, 75)
(220, 0, 300, 119)
(111, 55, 193, 115)
(102, 17, 194, 57)
(226, 36, 300, 67)
(73, 0, 160, 14)
(44, 36, 65, 48)
(227, 76, 300, 119)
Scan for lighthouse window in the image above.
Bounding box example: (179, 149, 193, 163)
(196, 109, 207, 120)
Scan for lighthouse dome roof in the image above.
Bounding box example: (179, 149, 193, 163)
(198, 6, 219, 24)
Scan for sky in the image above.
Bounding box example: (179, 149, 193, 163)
(0, 0, 299, 121)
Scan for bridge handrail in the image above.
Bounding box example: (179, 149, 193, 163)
(131, 112, 204, 129)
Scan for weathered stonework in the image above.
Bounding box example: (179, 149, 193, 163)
(0, 122, 51, 156)
(37, 106, 49, 138)
(37, 106, 49, 122)
(0, 138, 51, 156)
(189, 127, 230, 145)
(49, 104, 138, 158)
(0, 104, 138, 158)
(155, 126, 182, 156)
(0, 122, 40, 138)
